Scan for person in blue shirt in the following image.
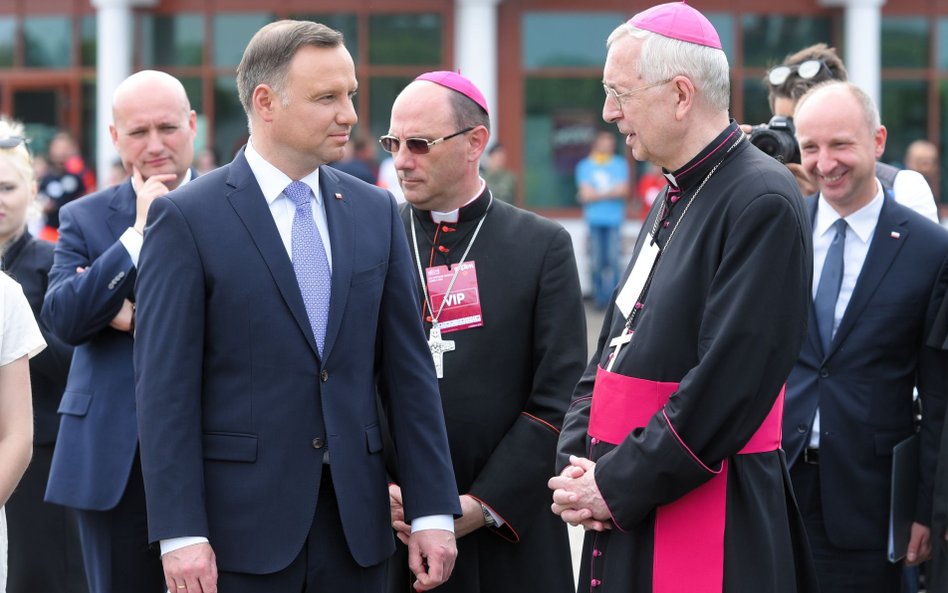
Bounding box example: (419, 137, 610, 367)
(575, 130, 629, 308)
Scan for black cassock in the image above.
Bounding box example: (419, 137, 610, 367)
(384, 190, 586, 593)
(928, 268, 948, 593)
(557, 122, 819, 593)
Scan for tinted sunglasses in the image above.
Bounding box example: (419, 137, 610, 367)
(0, 136, 27, 149)
(767, 59, 827, 86)
(379, 127, 474, 155)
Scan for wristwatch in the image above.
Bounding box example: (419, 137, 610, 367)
(480, 503, 496, 528)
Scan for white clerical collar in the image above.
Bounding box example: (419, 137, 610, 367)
(244, 137, 322, 207)
(430, 178, 487, 223)
(815, 179, 884, 244)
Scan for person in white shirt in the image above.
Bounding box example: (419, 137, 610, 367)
(0, 273, 44, 591)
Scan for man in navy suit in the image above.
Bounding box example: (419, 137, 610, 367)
(42, 70, 198, 593)
(134, 20, 460, 593)
(784, 80, 948, 593)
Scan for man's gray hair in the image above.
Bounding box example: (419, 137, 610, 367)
(607, 23, 730, 113)
(236, 20, 343, 117)
(447, 92, 490, 134)
(795, 81, 880, 134)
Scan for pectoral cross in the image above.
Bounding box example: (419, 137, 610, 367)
(605, 329, 633, 372)
(428, 325, 455, 379)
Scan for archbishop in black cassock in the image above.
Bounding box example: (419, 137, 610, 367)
(550, 5, 818, 593)
(382, 72, 585, 593)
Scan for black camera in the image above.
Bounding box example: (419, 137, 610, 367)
(749, 116, 800, 165)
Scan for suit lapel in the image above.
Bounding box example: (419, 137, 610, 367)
(106, 182, 136, 240)
(827, 196, 909, 356)
(804, 196, 825, 359)
(225, 151, 320, 358)
(319, 166, 354, 362)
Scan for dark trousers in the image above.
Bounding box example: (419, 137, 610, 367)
(74, 454, 164, 593)
(218, 466, 385, 593)
(790, 461, 901, 593)
(6, 443, 88, 593)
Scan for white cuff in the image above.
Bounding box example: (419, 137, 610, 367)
(485, 505, 504, 527)
(410, 514, 454, 534)
(119, 227, 144, 267)
(160, 536, 209, 556)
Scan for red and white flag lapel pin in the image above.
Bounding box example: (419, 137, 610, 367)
(334, 192, 344, 200)
(890, 231, 901, 239)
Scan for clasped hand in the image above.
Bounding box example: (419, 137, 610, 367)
(548, 455, 613, 531)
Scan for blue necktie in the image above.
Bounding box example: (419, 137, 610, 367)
(814, 218, 847, 352)
(285, 181, 331, 354)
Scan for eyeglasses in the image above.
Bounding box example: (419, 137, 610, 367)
(0, 136, 27, 149)
(767, 60, 827, 86)
(603, 79, 672, 105)
(379, 127, 475, 155)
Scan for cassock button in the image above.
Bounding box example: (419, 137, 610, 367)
(590, 437, 599, 446)
(591, 579, 602, 587)
(819, 368, 830, 378)
(592, 549, 602, 557)
(312, 437, 325, 449)
(320, 370, 329, 382)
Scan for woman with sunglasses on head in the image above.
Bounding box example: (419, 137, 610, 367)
(0, 119, 86, 593)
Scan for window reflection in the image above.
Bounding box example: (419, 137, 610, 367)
(214, 76, 247, 164)
(882, 17, 928, 69)
(741, 15, 831, 68)
(24, 16, 71, 68)
(214, 13, 272, 68)
(523, 77, 605, 208)
(0, 17, 14, 67)
(142, 14, 204, 67)
(522, 12, 622, 69)
(881, 80, 928, 167)
(81, 15, 95, 67)
(369, 14, 441, 65)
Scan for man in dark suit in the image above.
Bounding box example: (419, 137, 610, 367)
(133, 20, 460, 593)
(784, 80, 948, 593)
(42, 70, 197, 593)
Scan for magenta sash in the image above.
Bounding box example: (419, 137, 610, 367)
(588, 366, 784, 593)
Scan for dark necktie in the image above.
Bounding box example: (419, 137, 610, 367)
(814, 218, 847, 352)
(284, 181, 331, 354)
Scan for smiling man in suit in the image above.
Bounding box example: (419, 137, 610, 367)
(42, 69, 197, 593)
(784, 80, 948, 593)
(133, 20, 460, 593)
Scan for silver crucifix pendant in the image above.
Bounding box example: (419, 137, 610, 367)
(427, 325, 456, 379)
(605, 329, 634, 372)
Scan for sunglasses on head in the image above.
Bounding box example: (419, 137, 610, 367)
(767, 59, 827, 86)
(0, 136, 27, 149)
(378, 127, 474, 155)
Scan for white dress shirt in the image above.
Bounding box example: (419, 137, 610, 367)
(892, 168, 939, 224)
(244, 139, 333, 266)
(161, 141, 451, 557)
(808, 181, 884, 448)
(119, 169, 193, 266)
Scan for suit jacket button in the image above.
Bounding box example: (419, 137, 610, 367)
(320, 370, 329, 382)
(312, 437, 324, 449)
(819, 368, 830, 378)
(797, 424, 808, 433)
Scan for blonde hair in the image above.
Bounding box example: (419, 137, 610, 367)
(0, 118, 41, 229)
(0, 118, 34, 185)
